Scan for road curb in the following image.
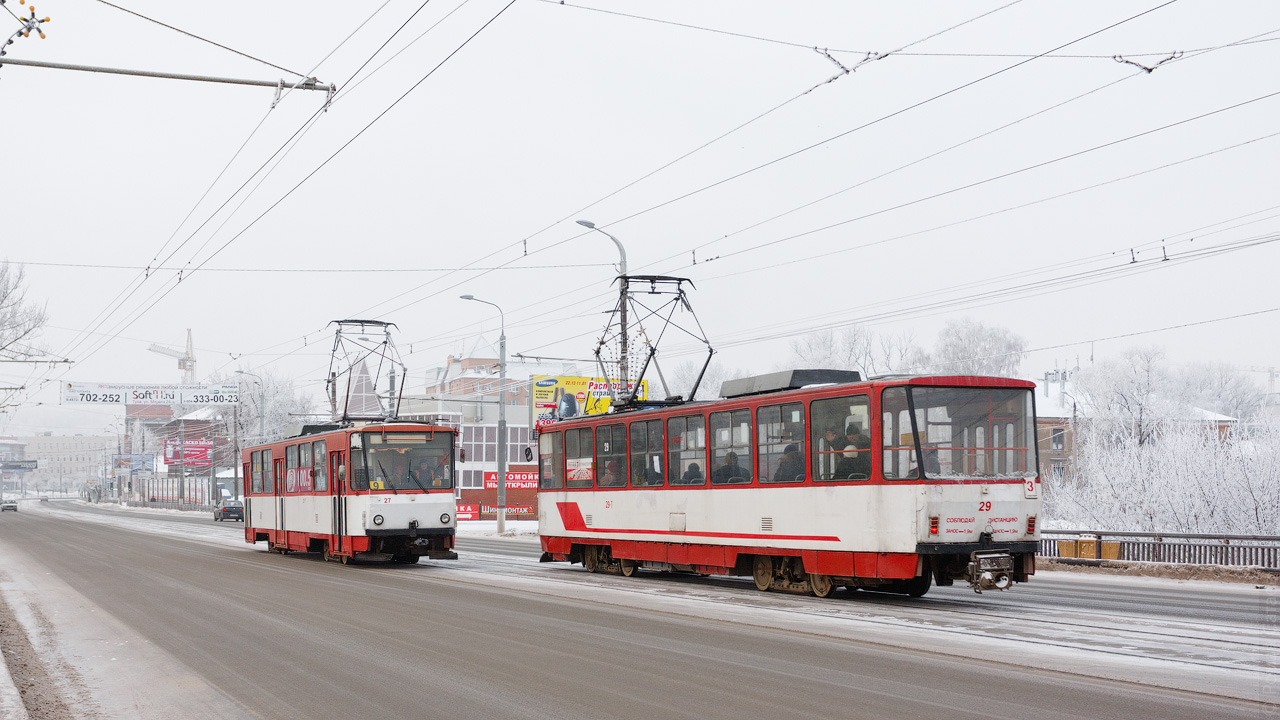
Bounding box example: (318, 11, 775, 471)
(0, 640, 30, 720)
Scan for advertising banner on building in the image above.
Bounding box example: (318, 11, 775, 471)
(530, 375, 648, 429)
(483, 471, 539, 489)
(164, 439, 214, 467)
(63, 382, 239, 406)
(456, 504, 478, 521)
(0, 460, 37, 472)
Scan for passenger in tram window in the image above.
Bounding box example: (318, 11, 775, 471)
(602, 461, 621, 485)
(712, 451, 747, 484)
(923, 447, 941, 476)
(773, 444, 804, 483)
(823, 428, 849, 452)
(834, 434, 872, 479)
(681, 463, 703, 483)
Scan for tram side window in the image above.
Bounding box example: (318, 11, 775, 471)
(251, 451, 262, 493)
(595, 424, 627, 487)
(312, 440, 327, 492)
(709, 409, 752, 484)
(667, 415, 706, 486)
(565, 428, 595, 488)
(758, 403, 805, 483)
(539, 432, 564, 489)
(298, 442, 313, 492)
(263, 449, 275, 493)
(881, 388, 919, 480)
(629, 420, 664, 487)
(811, 395, 872, 481)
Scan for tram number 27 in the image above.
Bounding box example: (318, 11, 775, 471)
(978, 501, 991, 512)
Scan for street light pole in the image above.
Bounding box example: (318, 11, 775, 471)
(576, 220, 631, 401)
(461, 294, 507, 534)
(235, 370, 266, 440)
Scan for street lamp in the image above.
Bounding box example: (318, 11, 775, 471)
(576, 219, 631, 401)
(460, 294, 507, 534)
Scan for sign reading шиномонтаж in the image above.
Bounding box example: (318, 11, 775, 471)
(62, 383, 240, 405)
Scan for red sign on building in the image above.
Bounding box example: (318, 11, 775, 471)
(164, 438, 213, 467)
(483, 471, 539, 489)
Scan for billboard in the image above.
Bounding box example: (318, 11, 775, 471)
(63, 383, 239, 406)
(110, 454, 155, 476)
(164, 439, 214, 467)
(531, 376, 648, 429)
(0, 460, 37, 472)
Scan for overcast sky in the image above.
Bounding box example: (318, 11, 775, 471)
(3, 0, 1278, 434)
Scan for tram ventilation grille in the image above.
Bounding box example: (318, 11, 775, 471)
(584, 515, 593, 526)
(761, 517, 773, 532)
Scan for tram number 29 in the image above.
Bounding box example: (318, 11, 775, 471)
(978, 501, 992, 512)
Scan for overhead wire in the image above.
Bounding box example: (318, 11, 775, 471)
(57, 0, 522, 382)
(339, 0, 1030, 323)
(90, 0, 307, 77)
(375, 22, 1280, 351)
(53, 0, 409, 366)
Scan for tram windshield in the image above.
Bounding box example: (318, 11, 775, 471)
(350, 432, 454, 491)
(882, 386, 1035, 481)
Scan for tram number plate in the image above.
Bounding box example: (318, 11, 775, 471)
(1024, 478, 1039, 498)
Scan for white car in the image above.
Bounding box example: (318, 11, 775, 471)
(0, 499, 17, 512)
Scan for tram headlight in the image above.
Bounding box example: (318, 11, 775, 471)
(440, 513, 451, 524)
(373, 514, 384, 526)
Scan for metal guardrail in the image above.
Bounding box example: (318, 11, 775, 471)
(126, 500, 215, 513)
(1040, 529, 1280, 569)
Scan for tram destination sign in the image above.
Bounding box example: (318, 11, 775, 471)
(62, 383, 240, 406)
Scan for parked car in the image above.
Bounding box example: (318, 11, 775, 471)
(1, 499, 17, 512)
(39, 496, 49, 502)
(213, 500, 244, 522)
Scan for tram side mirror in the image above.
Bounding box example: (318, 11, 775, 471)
(524, 447, 533, 462)
(337, 465, 346, 483)
(459, 449, 466, 462)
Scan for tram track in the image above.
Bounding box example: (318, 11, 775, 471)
(36, 501, 1280, 676)
(3, 505, 1276, 716)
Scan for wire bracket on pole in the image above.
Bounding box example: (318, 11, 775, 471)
(271, 78, 284, 108)
(0, 0, 52, 74)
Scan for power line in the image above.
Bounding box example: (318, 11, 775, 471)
(60, 0, 522, 380)
(91, 0, 306, 77)
(341, 0, 1034, 323)
(542, 0, 1280, 62)
(14, 261, 612, 273)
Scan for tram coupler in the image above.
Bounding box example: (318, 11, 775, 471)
(966, 550, 1014, 593)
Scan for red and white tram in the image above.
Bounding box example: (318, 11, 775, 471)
(244, 422, 458, 564)
(537, 371, 1041, 596)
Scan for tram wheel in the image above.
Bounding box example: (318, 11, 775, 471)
(752, 556, 774, 592)
(902, 573, 931, 598)
(340, 554, 352, 565)
(809, 573, 835, 598)
(583, 546, 599, 573)
(619, 559, 637, 577)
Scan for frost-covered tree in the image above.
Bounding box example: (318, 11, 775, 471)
(0, 261, 48, 359)
(1176, 362, 1264, 420)
(1047, 418, 1280, 534)
(921, 318, 1026, 376)
(789, 326, 923, 377)
(1073, 346, 1177, 445)
(667, 358, 744, 401)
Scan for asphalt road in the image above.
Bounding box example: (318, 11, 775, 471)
(54, 501, 1278, 629)
(0, 505, 1273, 719)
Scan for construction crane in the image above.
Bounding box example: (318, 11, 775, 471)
(148, 329, 196, 384)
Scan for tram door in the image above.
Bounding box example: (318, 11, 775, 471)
(274, 457, 286, 541)
(330, 451, 344, 554)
